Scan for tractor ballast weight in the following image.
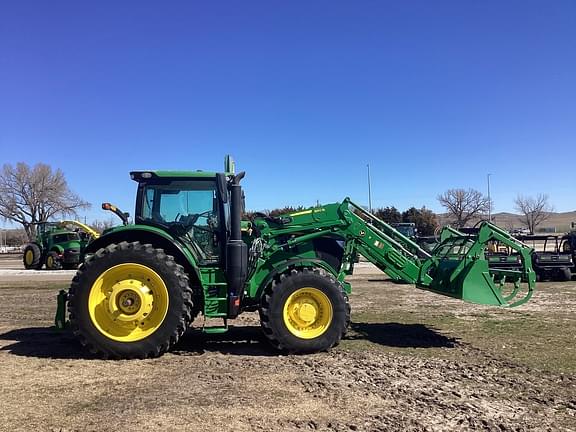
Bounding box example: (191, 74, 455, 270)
(57, 157, 535, 358)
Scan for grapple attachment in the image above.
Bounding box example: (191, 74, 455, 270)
(418, 222, 535, 307)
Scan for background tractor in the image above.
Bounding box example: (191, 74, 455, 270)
(560, 226, 576, 279)
(56, 157, 536, 359)
(23, 221, 99, 270)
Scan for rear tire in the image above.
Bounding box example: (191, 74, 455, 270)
(259, 267, 349, 354)
(23, 243, 42, 270)
(68, 241, 194, 359)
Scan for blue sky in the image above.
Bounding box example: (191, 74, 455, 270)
(1, 1, 575, 225)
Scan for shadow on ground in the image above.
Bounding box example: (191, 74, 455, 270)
(347, 322, 458, 348)
(0, 327, 90, 359)
(0, 322, 457, 359)
(173, 326, 277, 357)
(0, 325, 276, 359)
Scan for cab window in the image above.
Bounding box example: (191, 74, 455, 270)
(141, 180, 219, 260)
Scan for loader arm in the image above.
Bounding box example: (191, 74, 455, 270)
(257, 198, 535, 307)
(59, 220, 100, 240)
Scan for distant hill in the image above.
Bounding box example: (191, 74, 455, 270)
(492, 211, 576, 233)
(438, 211, 576, 233)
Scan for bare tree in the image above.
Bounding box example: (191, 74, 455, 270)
(0, 162, 90, 240)
(91, 218, 117, 233)
(437, 188, 490, 228)
(514, 194, 554, 234)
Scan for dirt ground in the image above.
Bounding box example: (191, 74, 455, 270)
(0, 257, 574, 432)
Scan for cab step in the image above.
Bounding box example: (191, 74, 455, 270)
(202, 317, 228, 334)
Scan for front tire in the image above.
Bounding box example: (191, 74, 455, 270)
(259, 268, 349, 354)
(68, 241, 194, 359)
(46, 251, 62, 270)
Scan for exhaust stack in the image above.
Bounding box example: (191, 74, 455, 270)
(226, 172, 247, 317)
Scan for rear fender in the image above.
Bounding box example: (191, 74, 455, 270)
(84, 225, 201, 285)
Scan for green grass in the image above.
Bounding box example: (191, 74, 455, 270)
(341, 308, 576, 374)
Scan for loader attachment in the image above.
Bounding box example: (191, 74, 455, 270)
(340, 200, 534, 308)
(418, 222, 535, 307)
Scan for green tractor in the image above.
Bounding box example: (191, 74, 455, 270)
(23, 221, 99, 270)
(56, 157, 536, 359)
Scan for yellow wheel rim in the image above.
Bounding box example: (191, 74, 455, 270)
(283, 288, 333, 339)
(25, 250, 34, 266)
(88, 263, 169, 342)
(47, 255, 54, 268)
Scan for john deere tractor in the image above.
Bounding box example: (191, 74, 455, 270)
(56, 157, 535, 359)
(23, 221, 99, 270)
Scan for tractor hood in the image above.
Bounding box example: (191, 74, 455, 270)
(51, 239, 82, 253)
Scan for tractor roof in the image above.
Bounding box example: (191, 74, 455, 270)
(130, 170, 225, 181)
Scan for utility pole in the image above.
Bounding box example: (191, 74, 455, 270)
(367, 164, 373, 213)
(487, 173, 492, 223)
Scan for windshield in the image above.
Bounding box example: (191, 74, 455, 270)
(392, 224, 416, 238)
(141, 180, 219, 260)
(52, 233, 80, 243)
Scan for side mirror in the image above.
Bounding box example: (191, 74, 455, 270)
(216, 173, 228, 203)
(102, 203, 129, 226)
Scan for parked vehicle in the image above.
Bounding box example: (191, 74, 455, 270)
(518, 235, 573, 282)
(390, 222, 417, 239)
(560, 227, 576, 279)
(22, 221, 99, 270)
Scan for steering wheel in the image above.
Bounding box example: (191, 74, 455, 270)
(177, 210, 213, 232)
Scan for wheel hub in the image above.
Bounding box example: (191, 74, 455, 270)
(107, 280, 154, 322)
(118, 290, 141, 313)
(292, 302, 318, 325)
(283, 287, 333, 339)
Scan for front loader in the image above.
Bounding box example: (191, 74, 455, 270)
(56, 157, 535, 358)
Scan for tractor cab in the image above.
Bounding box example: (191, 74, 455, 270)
(390, 222, 417, 239)
(130, 170, 230, 264)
